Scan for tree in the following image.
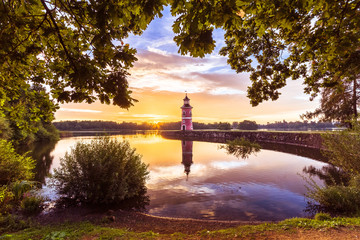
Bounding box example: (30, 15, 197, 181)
(217, 122, 231, 130)
(232, 121, 239, 129)
(2, 0, 360, 123)
(238, 120, 258, 130)
(1, 0, 165, 143)
(302, 79, 360, 128)
(1, 0, 165, 108)
(170, 0, 360, 107)
(1, 82, 58, 144)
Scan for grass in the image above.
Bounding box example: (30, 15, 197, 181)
(3, 217, 360, 239)
(1, 222, 160, 240)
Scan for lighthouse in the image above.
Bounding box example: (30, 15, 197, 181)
(181, 93, 193, 130)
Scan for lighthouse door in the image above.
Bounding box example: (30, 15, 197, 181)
(182, 125, 186, 130)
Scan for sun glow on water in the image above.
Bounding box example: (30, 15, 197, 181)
(43, 132, 328, 221)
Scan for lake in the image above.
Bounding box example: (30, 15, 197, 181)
(30, 131, 329, 221)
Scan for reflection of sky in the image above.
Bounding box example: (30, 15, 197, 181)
(48, 134, 328, 221)
(211, 161, 248, 170)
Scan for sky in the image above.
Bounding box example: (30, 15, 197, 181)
(55, 7, 319, 124)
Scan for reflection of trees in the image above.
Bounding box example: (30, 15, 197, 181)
(163, 134, 327, 162)
(16, 141, 57, 184)
(55, 186, 150, 210)
(220, 138, 261, 159)
(260, 142, 326, 162)
(303, 165, 351, 187)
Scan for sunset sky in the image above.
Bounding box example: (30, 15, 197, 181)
(55, 7, 319, 124)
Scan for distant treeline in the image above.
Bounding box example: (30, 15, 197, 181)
(54, 121, 156, 131)
(53, 120, 221, 131)
(54, 120, 338, 131)
(258, 120, 336, 130)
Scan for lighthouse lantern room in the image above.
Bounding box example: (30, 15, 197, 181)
(181, 93, 193, 131)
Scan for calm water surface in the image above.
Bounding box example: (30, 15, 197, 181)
(36, 132, 328, 221)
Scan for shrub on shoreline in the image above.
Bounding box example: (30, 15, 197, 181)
(53, 137, 149, 206)
(0, 140, 38, 214)
(0, 140, 35, 186)
(321, 122, 360, 174)
(307, 176, 360, 216)
(20, 193, 44, 215)
(307, 121, 360, 216)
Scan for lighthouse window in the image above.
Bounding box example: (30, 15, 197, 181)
(183, 111, 185, 116)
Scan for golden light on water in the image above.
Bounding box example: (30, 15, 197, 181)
(46, 133, 329, 221)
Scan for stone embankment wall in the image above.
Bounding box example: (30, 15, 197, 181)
(161, 130, 324, 149)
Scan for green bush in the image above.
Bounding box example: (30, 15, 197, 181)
(53, 137, 149, 205)
(11, 181, 37, 202)
(314, 212, 331, 221)
(0, 214, 30, 234)
(306, 120, 360, 216)
(20, 194, 44, 215)
(0, 186, 14, 214)
(307, 176, 360, 216)
(0, 140, 37, 214)
(321, 122, 360, 174)
(0, 140, 35, 185)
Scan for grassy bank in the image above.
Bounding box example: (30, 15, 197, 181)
(3, 216, 360, 239)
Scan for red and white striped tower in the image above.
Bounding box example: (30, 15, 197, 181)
(181, 93, 193, 131)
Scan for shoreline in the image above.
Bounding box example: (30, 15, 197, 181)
(9, 208, 360, 239)
(34, 207, 265, 234)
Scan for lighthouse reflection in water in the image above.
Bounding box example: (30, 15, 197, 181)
(144, 134, 328, 221)
(181, 140, 193, 180)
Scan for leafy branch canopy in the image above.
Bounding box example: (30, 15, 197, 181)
(170, 0, 360, 106)
(1, 0, 359, 108)
(1, 0, 166, 108)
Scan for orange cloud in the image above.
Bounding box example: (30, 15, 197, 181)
(55, 47, 320, 124)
